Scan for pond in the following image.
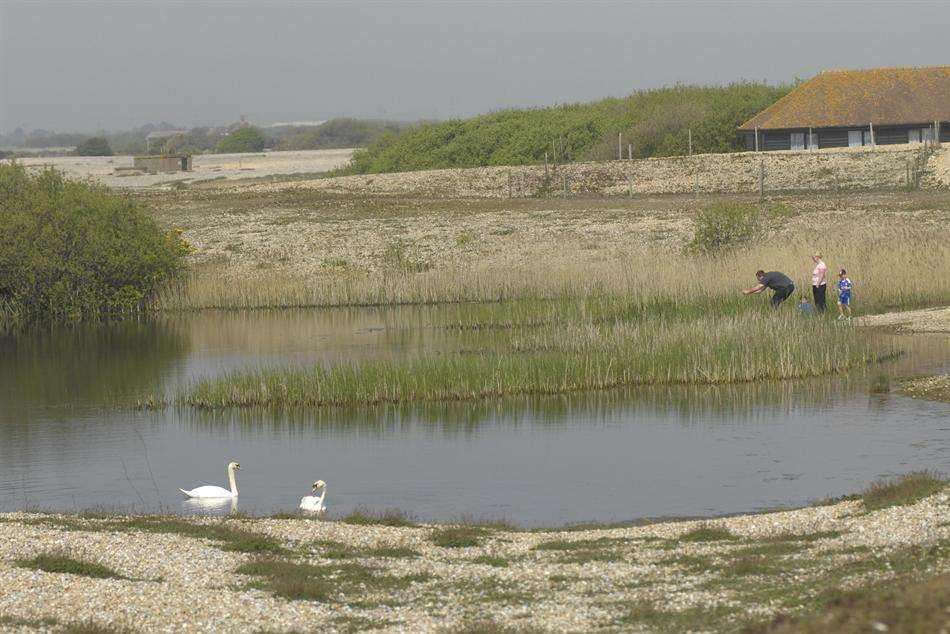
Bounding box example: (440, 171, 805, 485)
(1, 307, 948, 527)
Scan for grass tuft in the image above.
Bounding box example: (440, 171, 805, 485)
(236, 557, 431, 603)
(431, 526, 487, 548)
(15, 553, 127, 580)
(470, 555, 510, 568)
(750, 572, 950, 633)
(676, 524, 738, 543)
(342, 508, 417, 527)
(860, 471, 945, 511)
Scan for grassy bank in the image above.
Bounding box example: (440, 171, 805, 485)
(346, 82, 788, 173)
(172, 203, 946, 408)
(183, 310, 882, 408)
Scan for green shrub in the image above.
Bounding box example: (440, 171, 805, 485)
(347, 82, 789, 173)
(215, 126, 267, 153)
(74, 137, 113, 156)
(0, 164, 188, 324)
(687, 201, 763, 253)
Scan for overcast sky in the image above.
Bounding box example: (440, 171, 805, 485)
(1, 0, 948, 133)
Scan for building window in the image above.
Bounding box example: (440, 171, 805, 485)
(908, 129, 922, 143)
(790, 132, 805, 150)
(848, 130, 863, 147)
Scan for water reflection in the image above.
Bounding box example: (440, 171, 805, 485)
(1, 306, 948, 525)
(0, 319, 189, 422)
(181, 496, 238, 516)
(183, 375, 859, 439)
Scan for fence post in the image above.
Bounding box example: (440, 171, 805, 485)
(758, 161, 765, 198)
(544, 152, 549, 178)
(618, 132, 622, 161)
(628, 143, 632, 160)
(627, 175, 633, 198)
(688, 128, 692, 156)
(754, 126, 760, 152)
(563, 174, 569, 196)
(869, 122, 875, 146)
(508, 170, 512, 198)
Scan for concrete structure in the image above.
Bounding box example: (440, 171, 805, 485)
(133, 155, 192, 174)
(739, 66, 950, 151)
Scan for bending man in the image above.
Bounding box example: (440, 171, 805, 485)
(743, 270, 795, 308)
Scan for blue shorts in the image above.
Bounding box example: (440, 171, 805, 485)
(838, 292, 851, 306)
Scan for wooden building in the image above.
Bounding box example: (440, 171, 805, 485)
(739, 66, 950, 151)
(133, 155, 192, 173)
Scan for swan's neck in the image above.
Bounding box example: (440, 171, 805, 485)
(317, 486, 326, 503)
(228, 467, 238, 496)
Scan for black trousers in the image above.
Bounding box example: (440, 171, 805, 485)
(771, 284, 794, 308)
(812, 284, 827, 312)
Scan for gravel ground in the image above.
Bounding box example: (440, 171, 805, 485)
(13, 149, 353, 189)
(858, 305, 950, 333)
(901, 374, 950, 403)
(146, 188, 950, 280)
(2, 488, 948, 633)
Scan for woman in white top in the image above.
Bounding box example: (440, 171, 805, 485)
(810, 253, 828, 313)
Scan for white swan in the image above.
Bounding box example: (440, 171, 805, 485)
(179, 461, 240, 499)
(299, 480, 327, 513)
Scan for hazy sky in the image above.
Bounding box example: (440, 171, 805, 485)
(2, 0, 948, 132)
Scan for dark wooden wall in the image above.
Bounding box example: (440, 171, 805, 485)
(742, 122, 949, 151)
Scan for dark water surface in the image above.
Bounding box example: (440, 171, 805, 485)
(1, 308, 948, 527)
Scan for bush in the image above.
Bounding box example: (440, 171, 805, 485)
(347, 82, 790, 173)
(74, 137, 113, 156)
(0, 164, 188, 324)
(215, 126, 268, 153)
(687, 201, 763, 253)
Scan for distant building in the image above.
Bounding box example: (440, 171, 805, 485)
(739, 66, 950, 151)
(133, 155, 192, 173)
(145, 129, 187, 154)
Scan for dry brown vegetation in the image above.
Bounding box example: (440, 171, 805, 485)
(147, 188, 950, 313)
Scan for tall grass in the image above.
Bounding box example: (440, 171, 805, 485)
(159, 227, 949, 316)
(184, 312, 882, 408)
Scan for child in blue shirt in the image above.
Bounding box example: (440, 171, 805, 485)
(836, 269, 853, 320)
(797, 295, 813, 315)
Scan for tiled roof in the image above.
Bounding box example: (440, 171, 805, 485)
(739, 66, 950, 130)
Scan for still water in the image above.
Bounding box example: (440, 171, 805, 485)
(1, 307, 948, 527)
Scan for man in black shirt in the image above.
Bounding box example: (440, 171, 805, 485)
(743, 270, 795, 308)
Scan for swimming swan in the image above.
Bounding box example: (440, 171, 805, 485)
(299, 480, 327, 513)
(179, 462, 240, 498)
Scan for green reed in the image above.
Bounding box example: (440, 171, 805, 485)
(183, 311, 883, 409)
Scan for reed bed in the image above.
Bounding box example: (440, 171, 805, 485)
(184, 312, 882, 408)
(159, 227, 949, 316)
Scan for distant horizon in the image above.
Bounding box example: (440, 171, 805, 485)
(3, 1, 948, 133)
(3, 77, 796, 137)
